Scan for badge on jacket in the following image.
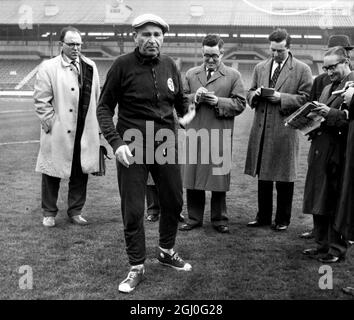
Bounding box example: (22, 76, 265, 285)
(167, 78, 174, 92)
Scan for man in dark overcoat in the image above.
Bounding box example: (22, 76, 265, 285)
(245, 28, 312, 231)
(302, 47, 354, 263)
(300, 35, 354, 239)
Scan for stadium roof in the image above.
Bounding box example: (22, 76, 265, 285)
(0, 0, 353, 28)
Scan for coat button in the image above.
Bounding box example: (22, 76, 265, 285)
(315, 150, 319, 155)
(71, 88, 74, 91)
(259, 124, 261, 127)
(67, 130, 71, 133)
(69, 109, 73, 112)
(317, 131, 322, 136)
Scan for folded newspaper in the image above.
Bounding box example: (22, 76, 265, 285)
(284, 101, 325, 135)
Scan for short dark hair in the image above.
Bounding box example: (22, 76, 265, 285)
(59, 26, 81, 42)
(268, 28, 291, 48)
(202, 34, 224, 49)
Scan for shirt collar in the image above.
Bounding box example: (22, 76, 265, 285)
(273, 56, 288, 68)
(61, 52, 80, 66)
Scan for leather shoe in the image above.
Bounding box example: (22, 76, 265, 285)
(271, 224, 288, 231)
(70, 215, 89, 225)
(342, 287, 354, 296)
(247, 220, 270, 227)
(300, 229, 314, 239)
(178, 214, 185, 223)
(302, 248, 327, 257)
(213, 225, 230, 234)
(318, 253, 345, 263)
(179, 223, 200, 231)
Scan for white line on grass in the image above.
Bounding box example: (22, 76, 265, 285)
(0, 110, 33, 114)
(0, 140, 39, 146)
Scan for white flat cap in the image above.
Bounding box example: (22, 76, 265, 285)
(132, 13, 169, 34)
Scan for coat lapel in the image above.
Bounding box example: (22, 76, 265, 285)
(196, 63, 227, 86)
(274, 55, 293, 91)
(259, 59, 273, 87)
(196, 65, 207, 87)
(207, 63, 226, 85)
(326, 74, 352, 107)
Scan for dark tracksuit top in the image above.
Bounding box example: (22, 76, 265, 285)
(97, 48, 189, 153)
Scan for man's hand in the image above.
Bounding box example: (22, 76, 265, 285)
(342, 86, 354, 106)
(200, 92, 218, 106)
(115, 145, 133, 168)
(254, 86, 264, 96)
(267, 91, 281, 103)
(312, 103, 330, 117)
(194, 87, 209, 103)
(178, 104, 196, 127)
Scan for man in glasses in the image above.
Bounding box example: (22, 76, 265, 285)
(245, 28, 312, 232)
(179, 34, 246, 234)
(34, 26, 101, 227)
(300, 35, 354, 240)
(302, 46, 354, 263)
(97, 14, 191, 293)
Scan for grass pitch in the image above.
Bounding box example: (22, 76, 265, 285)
(0, 97, 353, 300)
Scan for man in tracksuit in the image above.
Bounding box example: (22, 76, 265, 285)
(97, 14, 192, 293)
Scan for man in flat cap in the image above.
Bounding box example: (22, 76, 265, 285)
(97, 13, 191, 293)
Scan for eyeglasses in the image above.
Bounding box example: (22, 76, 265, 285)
(322, 60, 345, 72)
(203, 53, 220, 60)
(63, 42, 82, 48)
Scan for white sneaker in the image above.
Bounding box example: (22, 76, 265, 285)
(43, 216, 55, 227)
(118, 266, 145, 293)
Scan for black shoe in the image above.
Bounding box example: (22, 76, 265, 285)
(318, 254, 345, 263)
(179, 223, 201, 231)
(247, 220, 270, 227)
(213, 225, 230, 234)
(300, 230, 314, 239)
(271, 224, 288, 231)
(342, 287, 354, 296)
(302, 248, 327, 257)
(178, 214, 185, 223)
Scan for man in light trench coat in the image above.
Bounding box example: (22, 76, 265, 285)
(244, 28, 312, 231)
(34, 26, 101, 227)
(179, 34, 246, 234)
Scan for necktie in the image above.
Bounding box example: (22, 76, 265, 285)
(270, 63, 281, 88)
(207, 69, 213, 81)
(71, 61, 81, 87)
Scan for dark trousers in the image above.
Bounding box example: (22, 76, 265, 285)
(257, 180, 294, 225)
(186, 189, 228, 227)
(146, 185, 160, 216)
(314, 215, 348, 257)
(117, 161, 183, 266)
(41, 144, 88, 218)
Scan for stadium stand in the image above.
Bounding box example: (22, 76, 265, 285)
(0, 0, 353, 92)
(0, 59, 41, 90)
